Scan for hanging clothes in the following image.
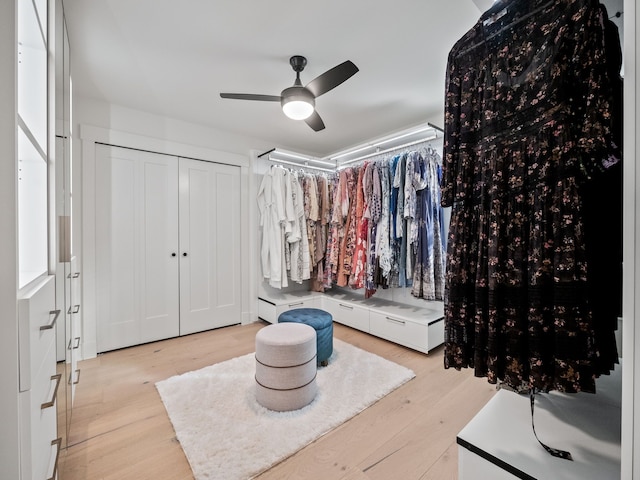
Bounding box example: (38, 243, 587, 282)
(375, 159, 392, 287)
(393, 154, 411, 288)
(441, 0, 621, 393)
(310, 173, 331, 292)
(257, 165, 289, 289)
(287, 171, 311, 284)
(411, 149, 445, 301)
(365, 162, 381, 297)
(257, 139, 448, 300)
(337, 167, 358, 287)
(388, 155, 401, 288)
(350, 162, 368, 289)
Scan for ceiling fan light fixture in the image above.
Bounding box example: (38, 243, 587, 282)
(282, 99, 314, 120)
(281, 87, 315, 120)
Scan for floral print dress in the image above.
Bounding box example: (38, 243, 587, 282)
(442, 0, 620, 393)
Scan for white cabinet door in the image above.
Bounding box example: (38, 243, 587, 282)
(178, 158, 241, 335)
(96, 145, 180, 352)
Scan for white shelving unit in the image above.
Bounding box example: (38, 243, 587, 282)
(16, 0, 61, 478)
(18, 0, 49, 289)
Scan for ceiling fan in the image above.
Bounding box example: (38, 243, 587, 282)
(220, 55, 359, 132)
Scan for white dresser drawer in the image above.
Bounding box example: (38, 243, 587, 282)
(18, 275, 57, 393)
(369, 311, 431, 353)
(258, 298, 277, 323)
(258, 293, 321, 324)
(275, 296, 320, 321)
(323, 297, 369, 332)
(19, 336, 60, 480)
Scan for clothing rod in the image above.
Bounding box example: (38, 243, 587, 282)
(257, 148, 276, 158)
(267, 155, 335, 173)
(427, 122, 444, 133)
(338, 134, 439, 167)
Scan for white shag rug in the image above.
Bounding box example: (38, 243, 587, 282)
(156, 338, 415, 480)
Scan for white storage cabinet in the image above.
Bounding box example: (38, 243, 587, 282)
(18, 276, 60, 480)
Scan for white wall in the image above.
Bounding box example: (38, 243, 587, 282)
(0, 2, 21, 479)
(74, 97, 274, 158)
(74, 97, 272, 358)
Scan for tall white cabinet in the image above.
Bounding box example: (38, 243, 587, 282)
(95, 144, 241, 352)
(11, 0, 65, 478)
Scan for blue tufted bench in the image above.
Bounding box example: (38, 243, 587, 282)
(278, 308, 333, 366)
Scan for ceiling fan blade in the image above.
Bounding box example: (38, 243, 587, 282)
(305, 60, 359, 98)
(304, 110, 325, 132)
(220, 93, 281, 102)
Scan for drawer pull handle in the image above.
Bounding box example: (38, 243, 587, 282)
(73, 272, 80, 278)
(385, 316, 406, 326)
(41, 374, 62, 410)
(68, 304, 80, 315)
(47, 437, 62, 480)
(339, 303, 354, 310)
(73, 368, 81, 385)
(287, 302, 304, 308)
(41, 310, 60, 331)
(69, 336, 81, 350)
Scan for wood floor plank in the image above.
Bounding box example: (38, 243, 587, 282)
(61, 321, 495, 480)
(420, 442, 459, 480)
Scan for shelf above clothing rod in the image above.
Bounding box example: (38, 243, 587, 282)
(337, 134, 439, 168)
(266, 155, 335, 173)
(258, 123, 443, 172)
(326, 123, 441, 166)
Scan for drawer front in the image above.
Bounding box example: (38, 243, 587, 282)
(20, 337, 59, 480)
(275, 297, 320, 321)
(258, 298, 277, 323)
(18, 275, 57, 392)
(323, 298, 369, 332)
(427, 317, 445, 351)
(369, 311, 429, 353)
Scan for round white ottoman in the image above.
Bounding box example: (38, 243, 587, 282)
(255, 322, 318, 412)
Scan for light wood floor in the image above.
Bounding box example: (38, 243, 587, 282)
(59, 321, 496, 480)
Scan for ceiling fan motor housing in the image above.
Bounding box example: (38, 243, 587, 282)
(281, 86, 315, 119)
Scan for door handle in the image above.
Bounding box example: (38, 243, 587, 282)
(183, 252, 188, 257)
(171, 253, 176, 257)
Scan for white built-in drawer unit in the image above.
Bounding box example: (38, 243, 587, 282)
(18, 275, 61, 480)
(258, 291, 323, 324)
(258, 288, 445, 354)
(324, 290, 444, 354)
(369, 308, 444, 354)
(322, 295, 370, 332)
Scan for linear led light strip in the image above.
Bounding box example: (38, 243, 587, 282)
(266, 155, 335, 173)
(273, 149, 336, 167)
(329, 125, 436, 162)
(337, 134, 439, 167)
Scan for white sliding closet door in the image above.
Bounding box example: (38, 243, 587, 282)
(178, 158, 241, 335)
(95, 145, 180, 352)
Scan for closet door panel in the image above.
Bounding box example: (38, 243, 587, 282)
(139, 160, 180, 343)
(181, 165, 209, 311)
(96, 149, 138, 351)
(179, 159, 241, 335)
(96, 145, 179, 352)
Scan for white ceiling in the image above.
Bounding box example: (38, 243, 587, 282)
(63, 0, 486, 157)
